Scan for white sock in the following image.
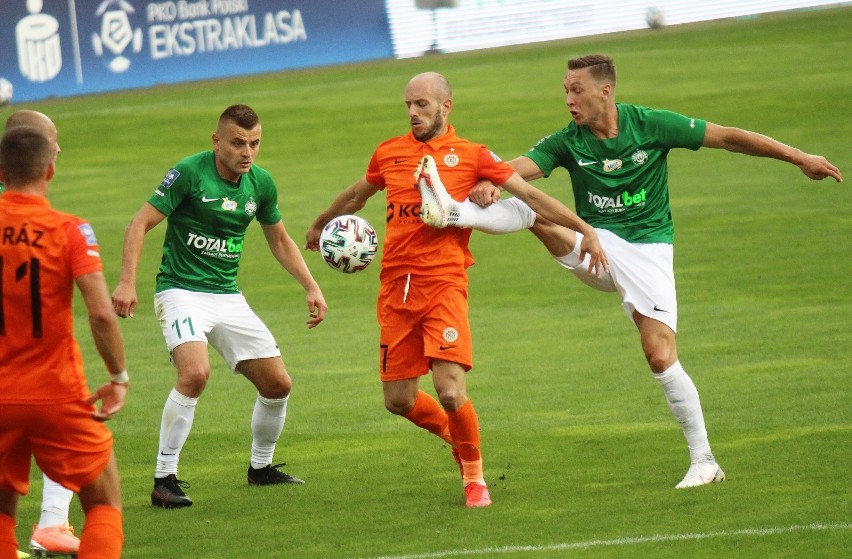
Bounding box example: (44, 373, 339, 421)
(155, 388, 197, 478)
(456, 197, 535, 233)
(250, 394, 289, 469)
(655, 362, 714, 463)
(553, 231, 585, 268)
(553, 232, 616, 292)
(38, 475, 73, 528)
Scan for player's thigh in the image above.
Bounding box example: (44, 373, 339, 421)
(77, 451, 121, 512)
(0, 411, 32, 496)
(377, 278, 430, 382)
(607, 237, 678, 332)
(421, 280, 472, 372)
(154, 289, 215, 350)
(237, 356, 291, 398)
(209, 294, 280, 371)
(30, 402, 113, 494)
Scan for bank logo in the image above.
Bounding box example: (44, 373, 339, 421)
(15, 1, 62, 82)
(92, 0, 143, 73)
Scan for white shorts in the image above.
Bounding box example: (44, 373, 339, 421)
(555, 228, 678, 332)
(153, 288, 281, 371)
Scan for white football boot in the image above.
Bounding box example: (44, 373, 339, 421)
(675, 461, 725, 489)
(414, 155, 460, 228)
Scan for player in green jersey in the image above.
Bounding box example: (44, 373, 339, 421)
(416, 54, 842, 489)
(112, 104, 328, 508)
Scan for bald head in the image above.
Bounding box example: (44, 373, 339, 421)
(407, 72, 452, 101)
(405, 72, 453, 142)
(4, 110, 59, 157)
(6, 110, 54, 133)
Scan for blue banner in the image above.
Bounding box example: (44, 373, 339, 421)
(0, 0, 393, 103)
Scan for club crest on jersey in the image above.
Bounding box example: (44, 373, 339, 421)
(221, 197, 238, 211)
(631, 150, 648, 166)
(443, 152, 459, 167)
(160, 168, 180, 189)
(245, 197, 257, 216)
(602, 158, 623, 172)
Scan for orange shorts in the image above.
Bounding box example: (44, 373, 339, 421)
(377, 274, 472, 382)
(0, 401, 114, 496)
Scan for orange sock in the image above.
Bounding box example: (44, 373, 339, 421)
(447, 399, 484, 485)
(78, 505, 123, 559)
(404, 390, 453, 445)
(0, 514, 18, 559)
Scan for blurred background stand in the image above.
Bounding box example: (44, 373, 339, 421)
(415, 0, 459, 54)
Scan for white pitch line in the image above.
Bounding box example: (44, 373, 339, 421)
(356, 522, 851, 559)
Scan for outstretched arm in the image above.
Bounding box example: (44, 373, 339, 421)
(703, 123, 842, 182)
(305, 177, 381, 250)
(262, 221, 328, 329)
(468, 156, 545, 207)
(498, 172, 608, 276)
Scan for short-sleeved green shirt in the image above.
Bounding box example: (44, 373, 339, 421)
(525, 103, 705, 243)
(148, 151, 282, 294)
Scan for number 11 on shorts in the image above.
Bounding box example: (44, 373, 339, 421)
(171, 316, 195, 339)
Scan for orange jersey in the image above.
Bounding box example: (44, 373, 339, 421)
(0, 191, 102, 404)
(366, 125, 515, 283)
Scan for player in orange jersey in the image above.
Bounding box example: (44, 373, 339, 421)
(305, 72, 606, 508)
(0, 124, 128, 559)
(3, 110, 84, 559)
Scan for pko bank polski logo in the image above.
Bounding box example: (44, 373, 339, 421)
(92, 0, 144, 73)
(15, 0, 62, 83)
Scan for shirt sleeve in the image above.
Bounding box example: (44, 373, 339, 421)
(523, 133, 565, 178)
(256, 173, 282, 225)
(365, 150, 386, 189)
(147, 164, 189, 216)
(646, 109, 706, 151)
(477, 146, 516, 185)
(66, 219, 103, 279)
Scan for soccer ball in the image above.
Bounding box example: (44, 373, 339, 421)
(0, 78, 13, 107)
(646, 7, 665, 29)
(319, 215, 378, 273)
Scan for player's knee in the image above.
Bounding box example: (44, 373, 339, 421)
(437, 389, 466, 412)
(383, 395, 414, 416)
(177, 367, 210, 394)
(264, 376, 292, 399)
(644, 348, 677, 373)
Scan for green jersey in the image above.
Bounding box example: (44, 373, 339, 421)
(148, 151, 282, 294)
(525, 103, 706, 243)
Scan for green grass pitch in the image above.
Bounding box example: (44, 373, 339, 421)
(6, 6, 851, 558)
